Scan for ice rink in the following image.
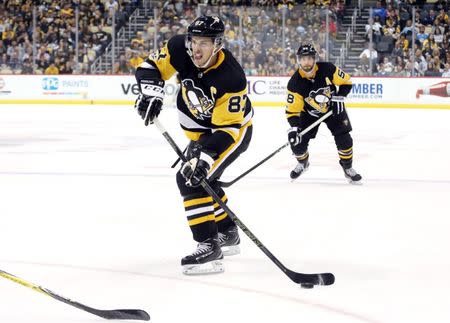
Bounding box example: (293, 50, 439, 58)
(1, 104, 450, 323)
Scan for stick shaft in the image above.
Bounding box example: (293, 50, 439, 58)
(0, 269, 150, 320)
(218, 111, 332, 187)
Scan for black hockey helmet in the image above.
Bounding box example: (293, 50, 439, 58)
(187, 15, 225, 39)
(296, 43, 317, 58)
(186, 15, 225, 67)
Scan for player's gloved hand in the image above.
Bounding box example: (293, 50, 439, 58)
(288, 127, 302, 147)
(135, 79, 165, 126)
(330, 95, 345, 115)
(181, 152, 214, 187)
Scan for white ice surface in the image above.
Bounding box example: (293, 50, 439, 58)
(1, 104, 450, 323)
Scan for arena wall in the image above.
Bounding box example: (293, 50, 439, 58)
(0, 75, 448, 109)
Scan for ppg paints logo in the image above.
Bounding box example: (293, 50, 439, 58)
(42, 77, 59, 90)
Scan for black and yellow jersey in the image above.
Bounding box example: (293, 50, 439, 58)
(285, 62, 352, 127)
(142, 34, 253, 158)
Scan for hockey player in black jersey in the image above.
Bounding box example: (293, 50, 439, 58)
(286, 43, 362, 183)
(134, 16, 253, 274)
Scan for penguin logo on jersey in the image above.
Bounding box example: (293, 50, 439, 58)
(181, 79, 215, 119)
(305, 87, 332, 116)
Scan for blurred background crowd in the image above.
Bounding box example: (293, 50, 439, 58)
(0, 0, 449, 77)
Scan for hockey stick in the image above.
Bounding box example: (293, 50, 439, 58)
(170, 145, 188, 168)
(217, 110, 333, 188)
(0, 269, 150, 321)
(153, 119, 335, 287)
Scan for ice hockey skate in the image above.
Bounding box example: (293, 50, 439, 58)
(340, 161, 362, 184)
(218, 224, 240, 256)
(181, 237, 224, 275)
(290, 161, 310, 180)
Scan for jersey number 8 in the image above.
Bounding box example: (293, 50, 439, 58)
(227, 95, 245, 113)
(287, 94, 294, 104)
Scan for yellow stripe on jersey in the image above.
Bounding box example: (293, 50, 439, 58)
(285, 90, 305, 119)
(213, 195, 228, 208)
(203, 51, 225, 74)
(188, 214, 216, 226)
(183, 130, 204, 141)
(339, 154, 353, 159)
(339, 147, 353, 153)
(148, 43, 177, 81)
(212, 89, 247, 141)
(332, 67, 352, 86)
(184, 196, 213, 208)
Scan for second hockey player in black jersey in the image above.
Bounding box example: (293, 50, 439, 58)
(285, 43, 362, 183)
(134, 15, 253, 274)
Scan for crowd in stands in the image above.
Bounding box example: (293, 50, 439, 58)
(119, 0, 345, 76)
(0, 0, 138, 75)
(356, 0, 450, 76)
(1, 0, 449, 77)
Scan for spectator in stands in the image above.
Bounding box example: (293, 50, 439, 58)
(422, 34, 439, 54)
(0, 39, 6, 57)
(2, 26, 15, 47)
(117, 54, 131, 74)
(436, 8, 449, 26)
(416, 25, 429, 44)
(353, 63, 369, 76)
(424, 61, 441, 76)
(383, 16, 400, 41)
(373, 1, 387, 24)
(393, 62, 408, 76)
(359, 42, 378, 70)
(364, 17, 382, 43)
(382, 56, 394, 74)
(45, 63, 59, 75)
(131, 31, 145, 50)
(400, 19, 415, 37)
(105, 0, 119, 13)
(414, 49, 428, 74)
(60, 60, 74, 74)
(443, 44, 450, 63)
(129, 51, 143, 71)
(397, 34, 409, 51)
(442, 63, 450, 77)
(0, 53, 7, 68)
(21, 59, 33, 74)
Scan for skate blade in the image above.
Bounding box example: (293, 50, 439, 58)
(221, 245, 240, 256)
(182, 260, 224, 275)
(290, 167, 309, 182)
(347, 178, 363, 185)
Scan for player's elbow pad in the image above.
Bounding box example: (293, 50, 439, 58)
(337, 84, 352, 97)
(135, 63, 161, 83)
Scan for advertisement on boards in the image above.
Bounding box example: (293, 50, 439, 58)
(0, 75, 448, 109)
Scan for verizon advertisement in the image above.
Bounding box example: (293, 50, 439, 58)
(0, 75, 448, 108)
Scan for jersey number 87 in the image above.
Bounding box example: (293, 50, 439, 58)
(227, 94, 247, 113)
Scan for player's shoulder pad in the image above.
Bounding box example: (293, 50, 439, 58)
(166, 34, 186, 55)
(287, 70, 304, 92)
(317, 61, 337, 73)
(162, 34, 190, 72)
(217, 49, 247, 93)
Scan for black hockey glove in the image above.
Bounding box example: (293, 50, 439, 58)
(330, 95, 345, 115)
(287, 127, 302, 147)
(135, 79, 165, 126)
(180, 152, 214, 187)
